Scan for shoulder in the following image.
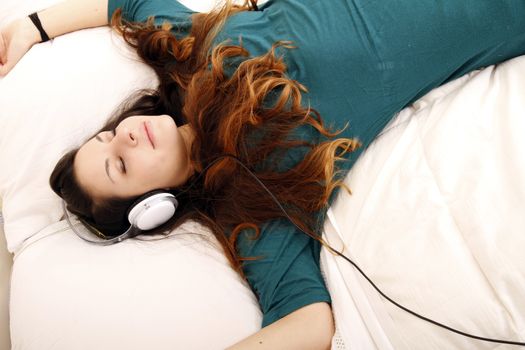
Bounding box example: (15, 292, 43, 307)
(108, 0, 195, 26)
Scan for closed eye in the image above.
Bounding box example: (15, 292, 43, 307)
(118, 157, 127, 174)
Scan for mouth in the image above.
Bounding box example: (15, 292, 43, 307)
(143, 121, 155, 149)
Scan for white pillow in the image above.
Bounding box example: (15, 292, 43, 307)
(10, 220, 262, 350)
(0, 1, 262, 348)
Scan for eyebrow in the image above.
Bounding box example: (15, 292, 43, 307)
(95, 135, 115, 183)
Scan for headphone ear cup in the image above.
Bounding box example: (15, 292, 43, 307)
(127, 190, 178, 231)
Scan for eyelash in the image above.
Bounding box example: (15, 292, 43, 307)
(118, 157, 127, 174)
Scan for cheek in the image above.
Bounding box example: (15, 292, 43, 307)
(130, 143, 182, 188)
(128, 153, 160, 183)
(142, 152, 176, 183)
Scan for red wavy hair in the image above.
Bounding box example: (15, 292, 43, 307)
(55, 1, 361, 280)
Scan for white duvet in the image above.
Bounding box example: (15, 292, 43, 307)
(322, 56, 525, 349)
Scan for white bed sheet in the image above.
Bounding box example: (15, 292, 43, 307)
(322, 56, 525, 349)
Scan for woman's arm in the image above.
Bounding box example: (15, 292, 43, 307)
(0, 0, 108, 76)
(33, 0, 109, 40)
(226, 302, 335, 350)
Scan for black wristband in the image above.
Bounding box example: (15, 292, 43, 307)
(28, 12, 50, 43)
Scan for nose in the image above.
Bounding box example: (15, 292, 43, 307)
(113, 126, 138, 149)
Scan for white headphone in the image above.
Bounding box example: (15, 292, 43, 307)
(127, 191, 178, 231)
(63, 190, 178, 245)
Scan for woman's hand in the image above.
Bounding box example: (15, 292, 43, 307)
(0, 17, 40, 76)
(0, 0, 109, 77)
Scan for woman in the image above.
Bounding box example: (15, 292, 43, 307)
(2, 0, 525, 349)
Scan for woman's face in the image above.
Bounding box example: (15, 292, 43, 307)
(75, 115, 194, 200)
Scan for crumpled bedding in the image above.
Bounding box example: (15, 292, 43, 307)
(321, 55, 525, 349)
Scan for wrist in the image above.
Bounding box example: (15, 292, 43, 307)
(20, 16, 44, 46)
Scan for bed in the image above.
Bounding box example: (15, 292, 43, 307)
(321, 61, 525, 349)
(1, 0, 524, 349)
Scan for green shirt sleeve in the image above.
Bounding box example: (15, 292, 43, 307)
(237, 219, 331, 327)
(107, 0, 195, 38)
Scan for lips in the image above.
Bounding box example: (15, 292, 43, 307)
(143, 121, 155, 149)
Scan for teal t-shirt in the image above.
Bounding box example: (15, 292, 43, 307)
(108, 0, 525, 327)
